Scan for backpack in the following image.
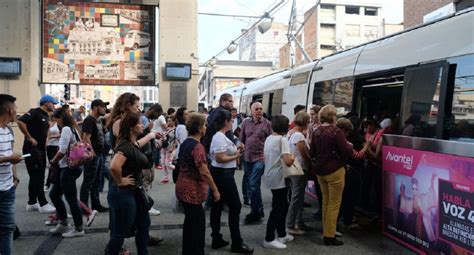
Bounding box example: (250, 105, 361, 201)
(67, 127, 94, 169)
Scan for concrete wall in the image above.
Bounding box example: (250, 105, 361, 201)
(404, 0, 452, 28)
(159, 0, 198, 110)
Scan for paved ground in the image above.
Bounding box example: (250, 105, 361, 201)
(11, 161, 415, 255)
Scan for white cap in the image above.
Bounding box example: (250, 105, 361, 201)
(380, 118, 392, 129)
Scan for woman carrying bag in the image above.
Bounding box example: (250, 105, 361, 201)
(262, 115, 295, 249)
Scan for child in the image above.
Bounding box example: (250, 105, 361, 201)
(159, 115, 177, 184)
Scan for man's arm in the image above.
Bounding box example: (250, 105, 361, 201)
(17, 120, 37, 147)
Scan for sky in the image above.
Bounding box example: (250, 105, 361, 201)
(198, 0, 404, 64)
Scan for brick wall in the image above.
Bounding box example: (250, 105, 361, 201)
(304, 5, 318, 60)
(404, 0, 453, 28)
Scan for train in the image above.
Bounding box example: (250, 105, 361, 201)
(214, 9, 474, 141)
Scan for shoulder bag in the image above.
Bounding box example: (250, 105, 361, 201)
(67, 127, 94, 169)
(280, 137, 304, 178)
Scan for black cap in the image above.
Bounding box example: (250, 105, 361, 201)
(91, 99, 109, 108)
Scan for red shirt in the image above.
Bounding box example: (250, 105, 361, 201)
(240, 117, 272, 162)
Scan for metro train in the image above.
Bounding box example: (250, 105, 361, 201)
(215, 9, 474, 141)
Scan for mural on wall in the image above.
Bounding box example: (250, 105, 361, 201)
(42, 0, 154, 85)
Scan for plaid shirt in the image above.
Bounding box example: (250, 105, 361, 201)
(240, 117, 272, 162)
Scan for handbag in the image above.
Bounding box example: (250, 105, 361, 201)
(280, 137, 304, 178)
(137, 186, 154, 211)
(67, 127, 94, 169)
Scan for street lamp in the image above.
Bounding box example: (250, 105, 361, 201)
(226, 41, 238, 54)
(258, 14, 273, 34)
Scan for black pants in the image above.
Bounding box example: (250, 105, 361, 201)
(182, 201, 205, 255)
(338, 167, 361, 225)
(265, 187, 289, 242)
(314, 176, 323, 212)
(46, 146, 59, 187)
(24, 148, 48, 206)
(210, 167, 243, 246)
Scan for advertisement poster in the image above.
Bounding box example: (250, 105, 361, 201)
(42, 0, 154, 85)
(382, 145, 474, 255)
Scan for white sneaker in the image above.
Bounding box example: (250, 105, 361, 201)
(263, 239, 287, 249)
(149, 207, 161, 216)
(50, 224, 72, 234)
(277, 234, 294, 244)
(26, 203, 40, 212)
(62, 228, 85, 238)
(336, 231, 343, 237)
(39, 203, 56, 214)
(86, 210, 98, 227)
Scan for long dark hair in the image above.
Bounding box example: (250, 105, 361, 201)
(116, 112, 141, 145)
(107, 92, 140, 129)
(53, 106, 77, 130)
(176, 107, 187, 125)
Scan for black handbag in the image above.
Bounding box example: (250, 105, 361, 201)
(137, 186, 154, 211)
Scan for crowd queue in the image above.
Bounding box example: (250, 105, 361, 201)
(0, 91, 397, 255)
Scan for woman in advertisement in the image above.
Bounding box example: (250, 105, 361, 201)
(411, 173, 438, 243)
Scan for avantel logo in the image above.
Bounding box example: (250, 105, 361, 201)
(385, 151, 414, 170)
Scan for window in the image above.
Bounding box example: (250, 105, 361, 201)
(320, 24, 336, 45)
(447, 54, 474, 142)
(365, 7, 377, 16)
(313, 81, 333, 106)
(345, 6, 360, 15)
(334, 80, 354, 115)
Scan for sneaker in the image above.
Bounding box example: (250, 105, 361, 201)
(335, 231, 343, 237)
(45, 214, 58, 226)
(297, 223, 313, 231)
(39, 203, 56, 214)
(159, 175, 169, 184)
(263, 239, 287, 249)
(288, 228, 305, 236)
(26, 203, 40, 212)
(276, 234, 294, 244)
(62, 228, 85, 238)
(148, 207, 161, 216)
(50, 224, 72, 234)
(86, 210, 98, 227)
(148, 236, 164, 246)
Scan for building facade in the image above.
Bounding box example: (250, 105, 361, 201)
(404, 0, 474, 28)
(238, 22, 289, 68)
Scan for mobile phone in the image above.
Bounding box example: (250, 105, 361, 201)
(21, 154, 31, 158)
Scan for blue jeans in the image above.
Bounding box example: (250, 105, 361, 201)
(154, 148, 161, 165)
(107, 185, 150, 255)
(99, 154, 110, 192)
(80, 156, 103, 208)
(0, 187, 15, 255)
(243, 160, 265, 216)
(50, 167, 84, 228)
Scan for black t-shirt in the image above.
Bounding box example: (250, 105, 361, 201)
(82, 115, 104, 154)
(113, 140, 148, 188)
(19, 107, 50, 151)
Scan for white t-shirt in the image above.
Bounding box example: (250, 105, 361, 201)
(152, 115, 167, 133)
(232, 118, 239, 132)
(174, 124, 188, 159)
(0, 127, 14, 191)
(58, 126, 79, 168)
(264, 134, 291, 190)
(47, 123, 60, 146)
(288, 131, 308, 170)
(210, 131, 237, 169)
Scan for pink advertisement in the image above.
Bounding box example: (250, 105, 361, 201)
(382, 145, 474, 255)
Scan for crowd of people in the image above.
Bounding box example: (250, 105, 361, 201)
(0, 91, 400, 255)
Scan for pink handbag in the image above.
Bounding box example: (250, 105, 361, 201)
(67, 128, 94, 168)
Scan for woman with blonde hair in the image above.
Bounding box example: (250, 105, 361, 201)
(309, 105, 353, 246)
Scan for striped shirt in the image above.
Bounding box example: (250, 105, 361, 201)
(0, 127, 14, 191)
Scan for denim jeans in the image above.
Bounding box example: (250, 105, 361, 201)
(286, 174, 307, 228)
(0, 187, 15, 255)
(99, 154, 110, 192)
(210, 167, 243, 246)
(243, 160, 264, 216)
(107, 185, 150, 255)
(80, 156, 103, 208)
(49, 167, 84, 229)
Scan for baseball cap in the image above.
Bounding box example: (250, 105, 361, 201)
(40, 95, 59, 105)
(91, 99, 109, 108)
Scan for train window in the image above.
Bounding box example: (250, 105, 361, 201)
(313, 80, 333, 106)
(333, 80, 353, 115)
(447, 54, 474, 142)
(401, 64, 444, 138)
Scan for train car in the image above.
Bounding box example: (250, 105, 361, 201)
(240, 9, 474, 140)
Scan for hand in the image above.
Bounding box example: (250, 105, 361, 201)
(13, 178, 19, 188)
(154, 132, 163, 139)
(28, 137, 38, 147)
(213, 190, 221, 202)
(147, 122, 154, 130)
(235, 149, 241, 159)
(8, 154, 23, 164)
(120, 175, 135, 187)
(238, 143, 245, 151)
